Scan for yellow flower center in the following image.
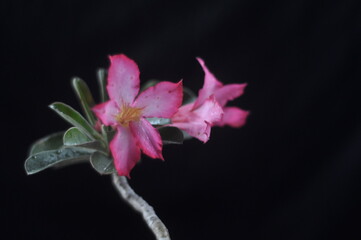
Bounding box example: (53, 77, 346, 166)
(115, 104, 143, 127)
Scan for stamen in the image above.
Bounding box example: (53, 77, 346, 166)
(115, 104, 143, 127)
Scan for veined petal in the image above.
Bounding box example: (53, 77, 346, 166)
(214, 83, 247, 107)
(134, 81, 183, 118)
(215, 107, 249, 128)
(107, 54, 140, 105)
(171, 120, 211, 143)
(171, 97, 223, 143)
(130, 118, 164, 160)
(193, 58, 223, 109)
(92, 100, 118, 126)
(110, 126, 141, 177)
(171, 102, 194, 122)
(193, 96, 223, 124)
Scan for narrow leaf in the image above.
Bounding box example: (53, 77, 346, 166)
(63, 127, 92, 146)
(97, 68, 108, 102)
(29, 132, 64, 155)
(49, 102, 104, 143)
(146, 118, 171, 126)
(25, 147, 94, 175)
(72, 77, 97, 125)
(158, 126, 184, 145)
(90, 151, 116, 175)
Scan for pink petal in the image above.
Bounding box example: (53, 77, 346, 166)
(214, 83, 247, 107)
(193, 58, 223, 109)
(134, 81, 183, 118)
(193, 95, 223, 124)
(110, 126, 141, 177)
(171, 120, 211, 143)
(129, 118, 164, 160)
(171, 102, 194, 121)
(171, 97, 223, 143)
(92, 100, 119, 126)
(107, 54, 140, 105)
(215, 107, 249, 128)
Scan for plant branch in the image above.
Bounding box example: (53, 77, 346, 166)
(111, 173, 171, 240)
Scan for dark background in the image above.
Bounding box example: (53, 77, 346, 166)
(2, 0, 361, 239)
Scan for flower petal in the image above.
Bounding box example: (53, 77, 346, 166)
(171, 97, 223, 143)
(193, 96, 223, 124)
(193, 58, 223, 109)
(214, 83, 247, 107)
(215, 107, 249, 128)
(107, 54, 140, 105)
(110, 126, 141, 177)
(134, 81, 183, 118)
(92, 100, 119, 126)
(130, 118, 164, 160)
(171, 120, 211, 143)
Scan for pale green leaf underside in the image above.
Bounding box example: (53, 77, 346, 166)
(29, 132, 64, 155)
(25, 147, 95, 175)
(146, 118, 171, 126)
(63, 127, 92, 146)
(90, 151, 116, 175)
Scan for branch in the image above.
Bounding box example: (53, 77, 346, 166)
(111, 173, 171, 240)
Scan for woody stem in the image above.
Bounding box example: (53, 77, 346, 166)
(111, 173, 171, 240)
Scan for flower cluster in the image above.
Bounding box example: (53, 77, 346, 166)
(25, 54, 248, 178)
(92, 54, 249, 176)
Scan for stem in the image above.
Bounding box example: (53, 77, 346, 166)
(111, 173, 171, 240)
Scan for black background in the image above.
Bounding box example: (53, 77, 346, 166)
(2, 0, 361, 239)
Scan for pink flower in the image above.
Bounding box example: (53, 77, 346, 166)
(171, 58, 249, 142)
(92, 54, 183, 177)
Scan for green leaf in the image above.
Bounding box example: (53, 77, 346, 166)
(158, 126, 184, 145)
(140, 79, 160, 92)
(25, 147, 94, 175)
(77, 141, 105, 152)
(146, 118, 171, 126)
(49, 102, 104, 144)
(181, 130, 193, 140)
(97, 68, 108, 102)
(101, 124, 115, 143)
(90, 151, 116, 175)
(29, 132, 64, 155)
(63, 127, 107, 153)
(183, 86, 197, 105)
(63, 127, 92, 146)
(71, 77, 97, 125)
